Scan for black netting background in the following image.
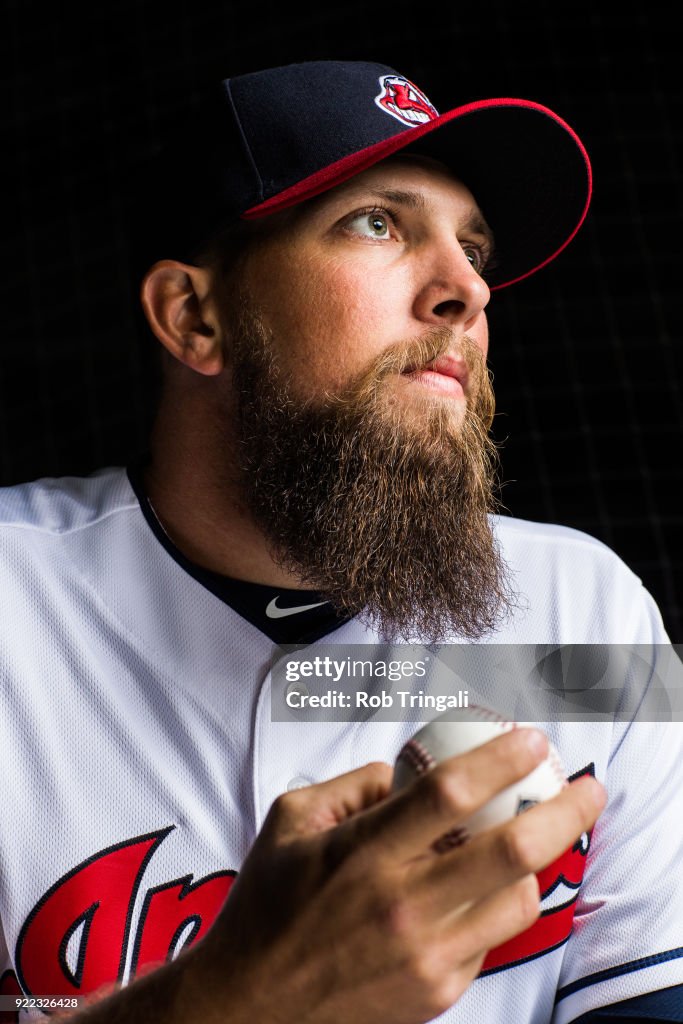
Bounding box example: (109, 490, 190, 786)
(5, 0, 682, 639)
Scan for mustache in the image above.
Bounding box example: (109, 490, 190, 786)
(228, 297, 510, 640)
(369, 325, 456, 377)
(323, 325, 487, 408)
(327, 329, 481, 401)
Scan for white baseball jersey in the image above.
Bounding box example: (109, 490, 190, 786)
(0, 467, 681, 1023)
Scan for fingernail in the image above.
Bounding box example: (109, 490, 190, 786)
(587, 777, 608, 809)
(573, 775, 607, 810)
(522, 728, 547, 756)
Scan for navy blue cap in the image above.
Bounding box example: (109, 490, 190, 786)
(157, 60, 592, 290)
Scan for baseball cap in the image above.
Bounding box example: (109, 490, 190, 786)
(151, 60, 592, 290)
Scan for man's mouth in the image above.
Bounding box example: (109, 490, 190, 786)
(402, 354, 469, 398)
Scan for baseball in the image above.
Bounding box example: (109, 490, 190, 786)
(392, 705, 566, 848)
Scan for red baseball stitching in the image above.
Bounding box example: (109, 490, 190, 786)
(397, 738, 435, 776)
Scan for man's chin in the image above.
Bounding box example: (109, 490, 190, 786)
(228, 305, 508, 640)
(378, 374, 470, 434)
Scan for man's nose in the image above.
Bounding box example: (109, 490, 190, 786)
(412, 241, 491, 332)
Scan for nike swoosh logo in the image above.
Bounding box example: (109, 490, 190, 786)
(266, 597, 328, 619)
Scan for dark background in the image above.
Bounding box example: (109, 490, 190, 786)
(5, 0, 682, 639)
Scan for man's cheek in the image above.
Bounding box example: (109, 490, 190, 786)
(471, 314, 489, 359)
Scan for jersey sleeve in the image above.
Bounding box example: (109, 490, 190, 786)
(551, 636, 683, 1023)
(568, 983, 683, 1021)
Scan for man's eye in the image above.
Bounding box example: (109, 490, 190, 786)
(463, 245, 486, 274)
(347, 211, 392, 239)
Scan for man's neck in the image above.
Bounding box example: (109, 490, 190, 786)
(143, 405, 305, 589)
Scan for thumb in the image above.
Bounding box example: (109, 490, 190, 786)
(267, 761, 393, 842)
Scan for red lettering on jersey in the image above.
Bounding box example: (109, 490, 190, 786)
(481, 764, 595, 973)
(14, 763, 596, 994)
(15, 829, 172, 997)
(0, 969, 21, 1024)
(131, 871, 236, 975)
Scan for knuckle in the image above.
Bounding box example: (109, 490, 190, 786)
(569, 777, 603, 829)
(496, 823, 537, 874)
(381, 891, 420, 944)
(271, 790, 297, 817)
(421, 766, 478, 819)
(377, 897, 472, 1017)
(515, 874, 541, 928)
(429, 976, 466, 1017)
(267, 789, 305, 830)
(405, 947, 442, 990)
(266, 792, 288, 824)
(363, 760, 394, 796)
(404, 950, 462, 1017)
(366, 759, 393, 782)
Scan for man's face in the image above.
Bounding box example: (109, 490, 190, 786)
(213, 156, 513, 642)
(235, 155, 493, 414)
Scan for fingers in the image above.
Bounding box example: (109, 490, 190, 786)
(413, 775, 606, 917)
(359, 728, 551, 860)
(266, 761, 394, 841)
(385, 780, 604, 980)
(500, 775, 606, 875)
(264, 736, 605, 924)
(449, 875, 542, 963)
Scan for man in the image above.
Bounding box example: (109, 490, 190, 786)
(0, 60, 681, 1024)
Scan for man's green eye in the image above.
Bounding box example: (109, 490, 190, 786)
(464, 246, 484, 273)
(344, 208, 394, 239)
(368, 214, 389, 236)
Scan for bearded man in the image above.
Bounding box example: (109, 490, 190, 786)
(1, 60, 681, 1024)
(141, 154, 508, 645)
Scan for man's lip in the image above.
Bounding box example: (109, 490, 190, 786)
(403, 354, 469, 393)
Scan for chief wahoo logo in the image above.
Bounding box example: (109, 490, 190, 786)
(375, 74, 439, 126)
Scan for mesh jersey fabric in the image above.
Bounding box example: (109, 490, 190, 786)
(0, 467, 681, 1023)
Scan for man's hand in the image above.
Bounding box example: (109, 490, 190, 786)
(180, 728, 605, 1024)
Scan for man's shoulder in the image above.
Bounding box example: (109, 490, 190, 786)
(492, 513, 631, 569)
(0, 466, 136, 538)
(489, 513, 667, 642)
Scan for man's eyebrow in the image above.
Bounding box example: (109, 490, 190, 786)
(367, 187, 429, 212)
(366, 187, 495, 245)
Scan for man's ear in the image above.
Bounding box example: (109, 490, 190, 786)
(140, 260, 225, 376)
